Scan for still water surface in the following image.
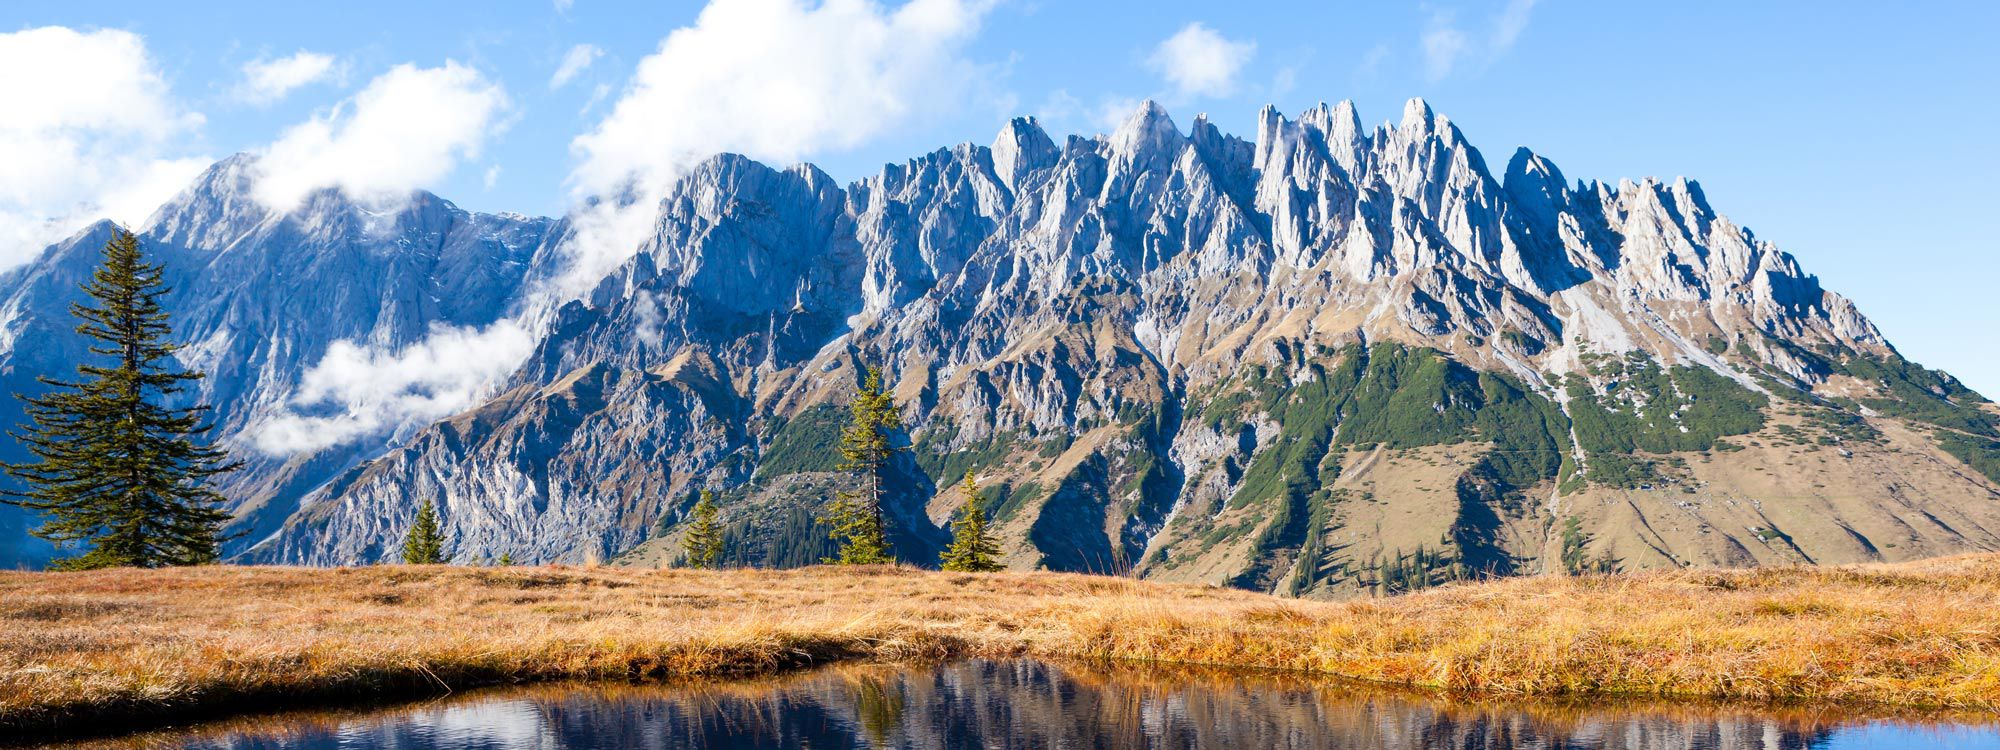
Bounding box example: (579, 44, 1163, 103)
(43, 660, 2000, 749)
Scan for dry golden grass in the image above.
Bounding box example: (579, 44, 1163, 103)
(5, 554, 2000, 735)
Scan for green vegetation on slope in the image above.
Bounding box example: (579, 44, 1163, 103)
(912, 422, 1025, 488)
(1938, 432, 2000, 484)
(1825, 349, 2000, 483)
(1763, 342, 2000, 483)
(755, 404, 847, 478)
(722, 504, 838, 570)
(1218, 344, 1573, 589)
(1564, 352, 1769, 488)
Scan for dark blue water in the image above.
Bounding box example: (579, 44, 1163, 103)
(45, 660, 2000, 749)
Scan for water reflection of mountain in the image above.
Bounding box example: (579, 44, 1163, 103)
(75, 660, 1995, 749)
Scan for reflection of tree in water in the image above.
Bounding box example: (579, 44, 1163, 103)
(134, 660, 1980, 750)
(843, 672, 906, 746)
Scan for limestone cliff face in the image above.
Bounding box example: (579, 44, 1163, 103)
(3, 100, 1993, 591)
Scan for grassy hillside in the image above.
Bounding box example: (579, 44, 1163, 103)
(7, 556, 2000, 737)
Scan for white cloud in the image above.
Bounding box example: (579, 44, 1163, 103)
(236, 51, 342, 105)
(252, 61, 510, 212)
(0, 27, 208, 268)
(483, 164, 502, 190)
(1493, 0, 1538, 51)
(554, 0, 575, 11)
(1422, 0, 1537, 82)
(249, 321, 536, 455)
(1421, 11, 1469, 81)
(549, 43, 601, 89)
(579, 82, 611, 116)
(1146, 23, 1255, 99)
(561, 0, 998, 296)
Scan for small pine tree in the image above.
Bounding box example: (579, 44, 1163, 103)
(2, 229, 237, 569)
(939, 471, 1003, 572)
(821, 495, 890, 565)
(498, 552, 514, 566)
(821, 366, 903, 565)
(681, 489, 724, 569)
(401, 500, 445, 564)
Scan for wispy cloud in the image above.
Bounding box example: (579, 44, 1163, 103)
(1146, 22, 1256, 99)
(1355, 42, 1391, 80)
(1268, 64, 1298, 102)
(549, 43, 601, 89)
(1493, 0, 1538, 50)
(1421, 11, 1469, 81)
(235, 50, 343, 105)
(1421, 0, 1538, 82)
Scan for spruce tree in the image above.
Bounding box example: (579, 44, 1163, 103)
(681, 489, 724, 569)
(939, 471, 1003, 572)
(2, 229, 236, 570)
(821, 366, 903, 565)
(401, 500, 445, 564)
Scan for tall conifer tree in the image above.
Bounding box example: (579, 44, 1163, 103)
(822, 366, 903, 564)
(940, 471, 1003, 572)
(3, 229, 236, 569)
(681, 489, 724, 569)
(401, 500, 445, 564)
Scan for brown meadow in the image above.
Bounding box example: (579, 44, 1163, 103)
(5, 554, 2000, 736)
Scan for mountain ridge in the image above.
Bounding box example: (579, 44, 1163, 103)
(1, 98, 1994, 594)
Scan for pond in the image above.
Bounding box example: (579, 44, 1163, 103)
(31, 660, 2000, 749)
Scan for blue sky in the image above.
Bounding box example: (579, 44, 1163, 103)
(3, 0, 1996, 395)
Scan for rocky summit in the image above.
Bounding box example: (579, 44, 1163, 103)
(2, 99, 1995, 596)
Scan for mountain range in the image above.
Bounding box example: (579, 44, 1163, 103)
(3, 98, 1995, 596)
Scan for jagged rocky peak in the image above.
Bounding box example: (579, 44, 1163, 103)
(643, 153, 846, 285)
(990, 116, 1058, 193)
(1113, 99, 1181, 144)
(1398, 96, 1439, 133)
(1316, 100, 1364, 136)
(1105, 100, 1186, 173)
(1501, 146, 1569, 209)
(530, 151, 864, 381)
(142, 153, 273, 251)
